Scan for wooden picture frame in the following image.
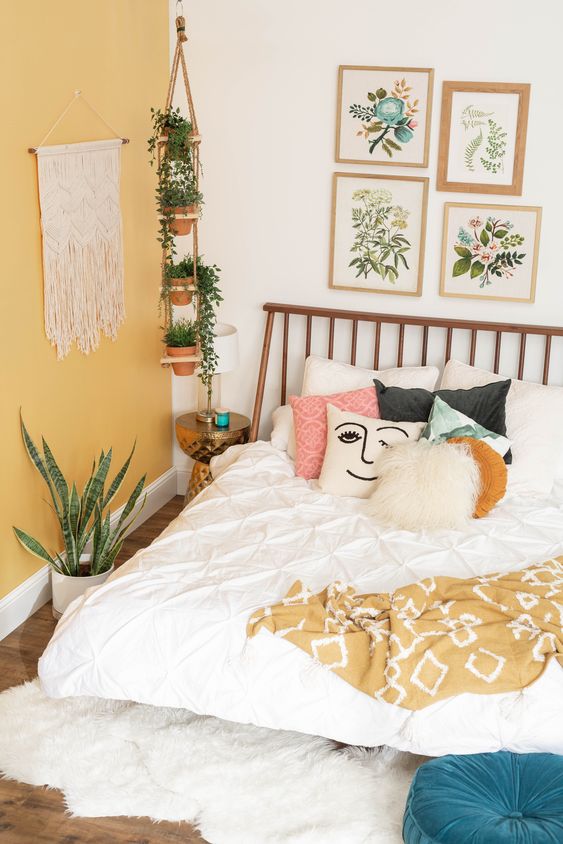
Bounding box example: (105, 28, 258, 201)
(335, 65, 434, 168)
(329, 172, 429, 297)
(440, 202, 542, 303)
(437, 81, 530, 195)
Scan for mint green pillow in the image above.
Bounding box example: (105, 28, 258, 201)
(421, 395, 511, 457)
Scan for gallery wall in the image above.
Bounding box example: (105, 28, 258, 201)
(0, 0, 171, 600)
(168, 0, 562, 473)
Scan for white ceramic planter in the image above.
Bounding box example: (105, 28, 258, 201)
(51, 557, 114, 619)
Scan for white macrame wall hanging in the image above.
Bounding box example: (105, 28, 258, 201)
(30, 92, 128, 359)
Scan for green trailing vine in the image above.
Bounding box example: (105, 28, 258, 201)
(196, 262, 223, 396)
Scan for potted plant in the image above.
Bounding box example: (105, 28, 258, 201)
(13, 418, 146, 618)
(148, 106, 195, 163)
(159, 179, 203, 236)
(164, 318, 198, 375)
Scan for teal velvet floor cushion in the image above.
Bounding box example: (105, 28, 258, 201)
(403, 752, 563, 843)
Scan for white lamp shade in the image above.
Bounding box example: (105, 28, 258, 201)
(213, 323, 239, 374)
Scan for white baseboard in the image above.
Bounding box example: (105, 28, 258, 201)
(176, 468, 189, 496)
(0, 467, 178, 642)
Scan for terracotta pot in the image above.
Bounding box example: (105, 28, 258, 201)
(163, 205, 198, 236)
(166, 345, 197, 376)
(169, 276, 194, 306)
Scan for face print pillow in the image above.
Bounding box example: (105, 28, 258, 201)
(318, 404, 425, 498)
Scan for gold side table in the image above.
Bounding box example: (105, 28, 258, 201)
(175, 411, 251, 504)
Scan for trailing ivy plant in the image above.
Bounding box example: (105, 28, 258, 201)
(196, 261, 223, 398)
(148, 107, 194, 165)
(13, 417, 146, 577)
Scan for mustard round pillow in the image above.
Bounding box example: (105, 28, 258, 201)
(447, 436, 507, 518)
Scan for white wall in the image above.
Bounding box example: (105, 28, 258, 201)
(168, 0, 563, 477)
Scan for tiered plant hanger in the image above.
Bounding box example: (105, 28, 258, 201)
(158, 10, 202, 373)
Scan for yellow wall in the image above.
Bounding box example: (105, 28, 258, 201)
(0, 1, 172, 599)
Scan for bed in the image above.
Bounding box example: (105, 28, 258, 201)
(39, 303, 563, 756)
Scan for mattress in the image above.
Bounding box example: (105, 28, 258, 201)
(39, 441, 563, 756)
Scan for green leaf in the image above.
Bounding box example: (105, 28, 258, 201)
(494, 229, 508, 239)
(485, 221, 492, 232)
(367, 92, 376, 102)
(20, 416, 61, 517)
(80, 450, 113, 531)
(480, 229, 490, 246)
(13, 528, 54, 565)
(102, 443, 136, 509)
(454, 246, 472, 258)
(470, 260, 485, 278)
(69, 483, 81, 538)
(116, 476, 147, 532)
(452, 257, 472, 277)
(42, 438, 69, 510)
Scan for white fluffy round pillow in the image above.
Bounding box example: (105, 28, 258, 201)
(366, 439, 480, 531)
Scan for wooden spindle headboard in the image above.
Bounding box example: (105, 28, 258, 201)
(250, 302, 563, 441)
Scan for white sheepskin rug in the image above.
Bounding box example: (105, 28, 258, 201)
(0, 680, 426, 843)
(367, 439, 480, 532)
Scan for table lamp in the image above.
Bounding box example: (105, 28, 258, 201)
(196, 323, 239, 423)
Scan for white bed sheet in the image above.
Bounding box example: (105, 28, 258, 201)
(39, 441, 563, 756)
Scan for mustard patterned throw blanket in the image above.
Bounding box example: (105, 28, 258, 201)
(247, 559, 563, 710)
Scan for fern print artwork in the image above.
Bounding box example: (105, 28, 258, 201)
(349, 78, 419, 160)
(453, 215, 525, 288)
(441, 202, 541, 304)
(348, 189, 411, 283)
(438, 83, 530, 192)
(462, 106, 507, 175)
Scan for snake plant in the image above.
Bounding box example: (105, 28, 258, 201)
(13, 417, 147, 577)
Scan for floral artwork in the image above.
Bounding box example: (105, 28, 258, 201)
(336, 66, 433, 167)
(349, 79, 419, 160)
(330, 173, 428, 296)
(441, 203, 541, 303)
(453, 215, 525, 288)
(437, 82, 530, 195)
(349, 189, 411, 283)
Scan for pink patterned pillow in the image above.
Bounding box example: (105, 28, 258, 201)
(290, 386, 380, 479)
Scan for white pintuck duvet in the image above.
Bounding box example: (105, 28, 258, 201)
(39, 441, 563, 756)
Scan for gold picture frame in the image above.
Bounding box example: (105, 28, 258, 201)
(329, 172, 429, 297)
(437, 81, 530, 195)
(440, 202, 542, 303)
(335, 65, 434, 168)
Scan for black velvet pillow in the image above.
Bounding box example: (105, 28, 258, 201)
(373, 378, 512, 464)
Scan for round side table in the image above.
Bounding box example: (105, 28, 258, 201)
(175, 411, 251, 504)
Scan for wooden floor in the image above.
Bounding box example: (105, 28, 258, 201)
(0, 495, 208, 844)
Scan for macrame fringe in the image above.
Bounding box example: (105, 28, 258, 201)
(37, 140, 125, 359)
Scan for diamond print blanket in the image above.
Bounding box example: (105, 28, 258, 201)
(247, 558, 563, 710)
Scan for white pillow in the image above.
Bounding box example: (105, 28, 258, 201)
(302, 355, 439, 396)
(318, 404, 425, 499)
(367, 439, 480, 531)
(440, 359, 563, 495)
(271, 405, 296, 458)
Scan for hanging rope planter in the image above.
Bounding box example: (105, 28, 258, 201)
(157, 10, 203, 369)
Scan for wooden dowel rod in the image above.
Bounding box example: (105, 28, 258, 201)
(421, 325, 429, 366)
(518, 333, 527, 380)
(350, 320, 358, 365)
(397, 323, 405, 367)
(281, 313, 289, 405)
(543, 335, 552, 385)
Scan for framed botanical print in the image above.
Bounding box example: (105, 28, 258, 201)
(329, 172, 429, 296)
(335, 66, 434, 167)
(437, 81, 530, 194)
(440, 203, 542, 303)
